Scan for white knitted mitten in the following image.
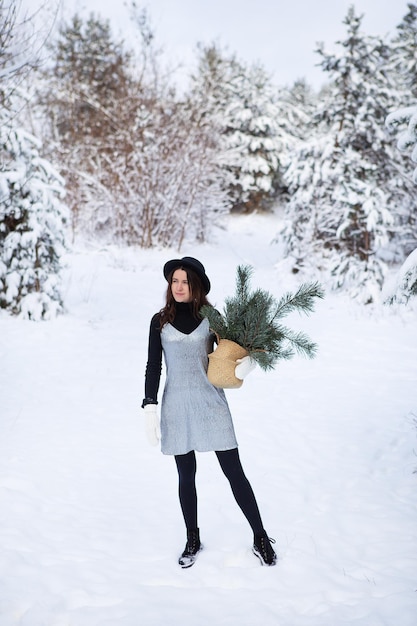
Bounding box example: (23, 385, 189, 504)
(143, 404, 161, 446)
(235, 356, 257, 380)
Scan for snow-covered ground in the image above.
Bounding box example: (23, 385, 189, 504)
(1, 214, 416, 626)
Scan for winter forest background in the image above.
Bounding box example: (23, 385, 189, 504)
(1, 0, 417, 316)
(1, 3, 417, 623)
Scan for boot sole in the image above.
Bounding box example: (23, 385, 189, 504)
(252, 545, 277, 566)
(179, 545, 203, 568)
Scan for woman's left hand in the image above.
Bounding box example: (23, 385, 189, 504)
(235, 356, 257, 380)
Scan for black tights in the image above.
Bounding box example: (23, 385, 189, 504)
(174, 448, 264, 536)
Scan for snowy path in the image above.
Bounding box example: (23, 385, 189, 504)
(1, 218, 417, 625)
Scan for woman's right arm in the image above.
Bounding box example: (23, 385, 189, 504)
(142, 314, 162, 407)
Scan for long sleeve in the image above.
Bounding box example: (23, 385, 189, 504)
(143, 313, 162, 405)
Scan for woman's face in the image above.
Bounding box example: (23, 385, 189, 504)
(171, 269, 192, 303)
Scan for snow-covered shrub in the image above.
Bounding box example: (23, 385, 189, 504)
(0, 124, 69, 320)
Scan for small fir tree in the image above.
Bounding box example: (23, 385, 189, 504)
(201, 265, 324, 370)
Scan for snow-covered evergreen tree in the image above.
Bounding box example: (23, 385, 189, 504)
(388, 2, 417, 102)
(384, 106, 417, 305)
(0, 1, 69, 320)
(190, 44, 283, 213)
(382, 4, 417, 305)
(275, 79, 318, 159)
(0, 120, 68, 319)
(385, 3, 417, 181)
(280, 6, 417, 303)
(48, 13, 131, 139)
(224, 63, 283, 212)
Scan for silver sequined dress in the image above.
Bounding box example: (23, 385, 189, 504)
(160, 318, 238, 455)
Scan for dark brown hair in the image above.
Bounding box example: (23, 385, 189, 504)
(158, 266, 211, 328)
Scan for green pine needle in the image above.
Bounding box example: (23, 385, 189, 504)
(200, 265, 324, 371)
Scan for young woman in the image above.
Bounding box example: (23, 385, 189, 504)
(142, 256, 276, 568)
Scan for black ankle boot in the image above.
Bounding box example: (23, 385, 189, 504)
(178, 528, 203, 568)
(253, 531, 277, 566)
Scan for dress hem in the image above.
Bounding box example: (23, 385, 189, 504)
(162, 444, 238, 456)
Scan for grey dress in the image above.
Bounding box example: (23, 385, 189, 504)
(160, 318, 238, 455)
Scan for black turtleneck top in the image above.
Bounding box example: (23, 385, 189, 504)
(143, 302, 202, 405)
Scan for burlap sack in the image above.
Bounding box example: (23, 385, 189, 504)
(207, 339, 249, 389)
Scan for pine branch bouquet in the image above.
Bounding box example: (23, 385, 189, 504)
(200, 265, 324, 388)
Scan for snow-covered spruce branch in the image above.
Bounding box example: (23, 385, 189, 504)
(386, 106, 417, 182)
(384, 248, 417, 305)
